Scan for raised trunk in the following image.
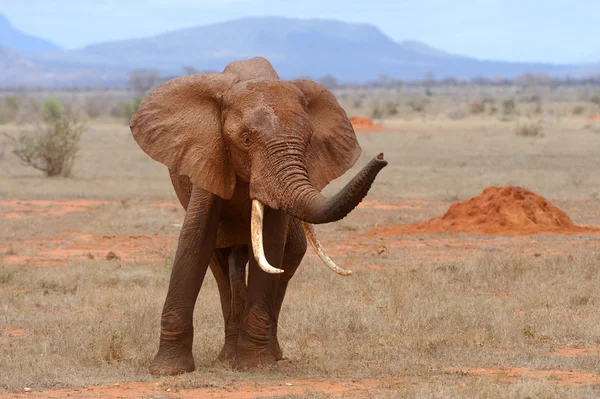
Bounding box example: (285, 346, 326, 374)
(280, 154, 387, 224)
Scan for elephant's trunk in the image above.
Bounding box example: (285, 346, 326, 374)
(280, 154, 387, 224)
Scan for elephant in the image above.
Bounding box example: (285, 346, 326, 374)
(130, 56, 387, 376)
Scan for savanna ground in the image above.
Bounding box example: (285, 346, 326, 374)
(2, 86, 600, 398)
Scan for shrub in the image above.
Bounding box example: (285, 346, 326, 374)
(589, 96, 600, 106)
(121, 97, 144, 121)
(385, 101, 399, 116)
(572, 105, 585, 115)
(468, 102, 485, 115)
(408, 98, 428, 113)
(502, 99, 516, 115)
(515, 120, 543, 138)
(0, 96, 21, 124)
(371, 105, 384, 119)
(3, 99, 86, 177)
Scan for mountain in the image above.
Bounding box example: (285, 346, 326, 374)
(0, 15, 598, 87)
(0, 13, 62, 53)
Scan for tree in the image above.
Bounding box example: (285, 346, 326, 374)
(318, 74, 339, 89)
(4, 99, 86, 177)
(127, 69, 162, 96)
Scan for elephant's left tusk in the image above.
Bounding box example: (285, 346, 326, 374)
(300, 221, 352, 276)
(251, 200, 284, 274)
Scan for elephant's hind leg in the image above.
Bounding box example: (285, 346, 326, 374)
(211, 246, 248, 362)
(150, 187, 221, 376)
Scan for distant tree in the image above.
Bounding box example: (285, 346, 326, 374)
(182, 65, 200, 75)
(318, 74, 339, 89)
(515, 73, 550, 87)
(127, 69, 162, 96)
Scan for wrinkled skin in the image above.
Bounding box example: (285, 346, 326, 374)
(130, 57, 387, 375)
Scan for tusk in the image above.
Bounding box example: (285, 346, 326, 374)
(251, 200, 284, 274)
(300, 221, 352, 276)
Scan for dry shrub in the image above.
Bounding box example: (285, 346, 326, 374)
(515, 120, 543, 137)
(3, 98, 86, 177)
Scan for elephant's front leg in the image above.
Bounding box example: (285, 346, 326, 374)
(270, 219, 306, 360)
(235, 208, 288, 369)
(150, 188, 221, 376)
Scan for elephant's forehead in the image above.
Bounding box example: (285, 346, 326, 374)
(228, 82, 308, 128)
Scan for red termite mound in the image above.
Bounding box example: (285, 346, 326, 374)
(370, 186, 598, 237)
(350, 116, 385, 132)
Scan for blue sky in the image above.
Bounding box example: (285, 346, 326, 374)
(0, 0, 597, 64)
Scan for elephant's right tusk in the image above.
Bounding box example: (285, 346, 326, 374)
(300, 221, 352, 276)
(251, 200, 284, 274)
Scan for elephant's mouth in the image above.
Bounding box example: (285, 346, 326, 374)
(250, 200, 352, 276)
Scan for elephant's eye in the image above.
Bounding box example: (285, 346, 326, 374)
(241, 131, 252, 146)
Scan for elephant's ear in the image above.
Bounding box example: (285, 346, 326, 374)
(130, 73, 238, 199)
(291, 80, 361, 191)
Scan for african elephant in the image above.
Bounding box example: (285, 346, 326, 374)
(130, 57, 387, 376)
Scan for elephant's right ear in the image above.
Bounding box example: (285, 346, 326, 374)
(130, 73, 238, 199)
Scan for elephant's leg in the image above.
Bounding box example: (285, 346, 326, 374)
(209, 248, 234, 361)
(150, 187, 221, 376)
(229, 245, 249, 330)
(270, 219, 306, 361)
(234, 208, 288, 369)
(211, 246, 249, 361)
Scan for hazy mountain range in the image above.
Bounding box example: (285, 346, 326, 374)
(0, 14, 598, 87)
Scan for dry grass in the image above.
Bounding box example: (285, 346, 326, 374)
(2, 89, 600, 397)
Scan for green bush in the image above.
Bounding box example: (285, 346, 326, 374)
(121, 97, 144, 121)
(502, 99, 516, 116)
(515, 120, 543, 138)
(4, 99, 86, 177)
(572, 105, 585, 115)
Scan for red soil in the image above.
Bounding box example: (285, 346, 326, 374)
(350, 116, 386, 132)
(367, 186, 600, 237)
(588, 115, 600, 121)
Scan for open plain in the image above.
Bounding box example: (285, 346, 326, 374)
(2, 97, 600, 398)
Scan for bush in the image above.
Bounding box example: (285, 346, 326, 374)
(371, 106, 384, 119)
(572, 105, 585, 115)
(408, 98, 428, 113)
(121, 97, 144, 121)
(515, 120, 543, 138)
(469, 102, 485, 115)
(3, 99, 86, 177)
(502, 99, 516, 116)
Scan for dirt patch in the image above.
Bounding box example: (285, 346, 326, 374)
(450, 367, 600, 387)
(551, 345, 600, 357)
(0, 199, 113, 219)
(367, 186, 600, 237)
(1, 328, 27, 339)
(350, 116, 386, 132)
(1, 233, 174, 266)
(0, 379, 387, 399)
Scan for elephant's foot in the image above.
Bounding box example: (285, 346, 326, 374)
(270, 335, 283, 361)
(234, 349, 277, 370)
(217, 342, 237, 362)
(149, 349, 195, 376)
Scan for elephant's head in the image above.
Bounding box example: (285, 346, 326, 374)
(130, 57, 387, 273)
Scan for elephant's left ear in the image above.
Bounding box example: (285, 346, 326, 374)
(291, 80, 361, 191)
